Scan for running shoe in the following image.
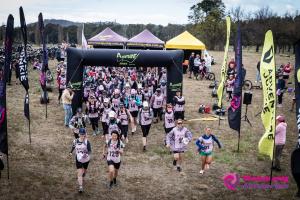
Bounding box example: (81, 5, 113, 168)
(177, 166, 182, 172)
(199, 170, 204, 174)
(78, 186, 83, 193)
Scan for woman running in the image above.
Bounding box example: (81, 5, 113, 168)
(195, 127, 222, 174)
(150, 88, 165, 123)
(164, 104, 175, 145)
(138, 101, 154, 152)
(103, 130, 125, 189)
(69, 128, 91, 193)
(117, 103, 133, 143)
(100, 98, 112, 140)
(166, 119, 192, 172)
(69, 108, 87, 139)
(173, 90, 185, 120)
(86, 95, 100, 136)
(125, 89, 141, 135)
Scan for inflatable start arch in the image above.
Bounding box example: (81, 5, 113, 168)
(66, 48, 184, 113)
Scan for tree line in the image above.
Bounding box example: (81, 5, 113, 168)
(0, 0, 298, 53)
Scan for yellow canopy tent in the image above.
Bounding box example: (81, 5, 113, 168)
(165, 31, 206, 50)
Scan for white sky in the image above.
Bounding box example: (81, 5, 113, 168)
(0, 0, 299, 26)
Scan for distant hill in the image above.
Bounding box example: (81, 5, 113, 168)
(28, 19, 81, 27)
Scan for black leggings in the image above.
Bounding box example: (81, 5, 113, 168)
(278, 93, 283, 104)
(121, 125, 128, 138)
(141, 124, 151, 137)
(58, 88, 64, 101)
(89, 117, 99, 131)
(102, 122, 108, 135)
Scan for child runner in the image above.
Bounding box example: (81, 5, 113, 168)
(69, 128, 91, 193)
(103, 130, 125, 189)
(173, 90, 185, 120)
(166, 119, 192, 172)
(138, 101, 154, 152)
(226, 75, 235, 101)
(195, 127, 222, 174)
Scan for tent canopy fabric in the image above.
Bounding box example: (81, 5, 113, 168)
(87, 27, 127, 46)
(127, 29, 164, 48)
(165, 31, 206, 50)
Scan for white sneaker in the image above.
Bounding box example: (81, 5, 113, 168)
(78, 186, 83, 193)
(199, 170, 204, 174)
(277, 104, 282, 108)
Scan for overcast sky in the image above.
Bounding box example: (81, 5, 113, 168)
(0, 0, 299, 26)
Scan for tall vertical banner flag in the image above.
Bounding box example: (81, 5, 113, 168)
(228, 23, 242, 131)
(258, 30, 276, 160)
(291, 40, 300, 195)
(0, 15, 14, 156)
(295, 40, 300, 147)
(217, 16, 231, 108)
(38, 13, 48, 118)
(82, 24, 88, 50)
(19, 7, 30, 121)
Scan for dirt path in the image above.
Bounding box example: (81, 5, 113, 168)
(0, 50, 297, 200)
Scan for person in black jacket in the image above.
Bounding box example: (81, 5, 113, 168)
(188, 52, 195, 79)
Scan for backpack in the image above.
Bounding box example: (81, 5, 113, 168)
(108, 139, 121, 149)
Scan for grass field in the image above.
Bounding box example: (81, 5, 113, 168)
(0, 50, 298, 200)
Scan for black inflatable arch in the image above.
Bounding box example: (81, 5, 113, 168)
(66, 47, 183, 113)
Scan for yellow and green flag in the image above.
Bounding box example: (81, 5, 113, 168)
(258, 30, 276, 160)
(217, 16, 231, 107)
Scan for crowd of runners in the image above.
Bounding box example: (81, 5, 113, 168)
(55, 53, 223, 193)
(55, 48, 291, 194)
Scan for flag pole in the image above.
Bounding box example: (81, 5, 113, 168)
(28, 93, 31, 144)
(269, 104, 277, 185)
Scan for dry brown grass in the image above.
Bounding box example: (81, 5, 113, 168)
(0, 50, 297, 200)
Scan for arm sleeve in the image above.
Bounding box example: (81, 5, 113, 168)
(166, 130, 174, 146)
(212, 135, 222, 148)
(195, 138, 204, 150)
(87, 141, 92, 154)
(70, 140, 76, 153)
(185, 129, 193, 141)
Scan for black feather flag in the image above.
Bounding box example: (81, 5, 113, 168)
(228, 23, 243, 132)
(19, 7, 31, 144)
(0, 15, 14, 156)
(38, 13, 48, 118)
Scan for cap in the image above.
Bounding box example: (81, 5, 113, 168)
(98, 85, 104, 91)
(125, 83, 130, 88)
(103, 98, 109, 103)
(119, 103, 124, 107)
(138, 84, 143, 89)
(276, 115, 285, 122)
(79, 128, 86, 135)
(143, 101, 149, 108)
(109, 111, 116, 118)
(114, 89, 120, 94)
(131, 89, 136, 95)
(156, 88, 161, 92)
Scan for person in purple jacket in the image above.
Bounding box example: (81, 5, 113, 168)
(195, 127, 221, 174)
(166, 119, 193, 172)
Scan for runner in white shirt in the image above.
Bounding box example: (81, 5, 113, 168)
(103, 130, 124, 189)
